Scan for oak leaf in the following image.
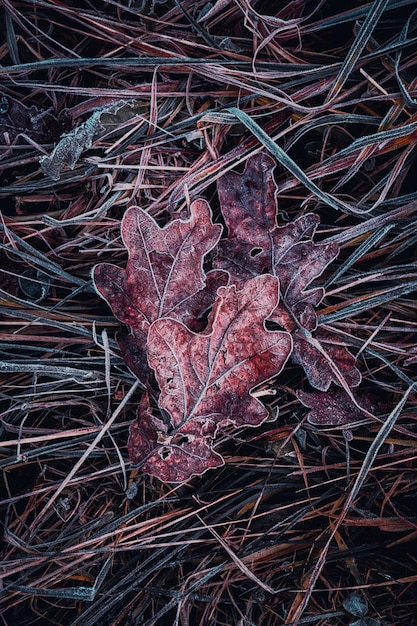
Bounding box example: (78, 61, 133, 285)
(215, 153, 360, 391)
(93, 200, 227, 381)
(291, 330, 361, 391)
(93, 199, 223, 334)
(129, 274, 292, 482)
(297, 387, 380, 427)
(93, 154, 363, 481)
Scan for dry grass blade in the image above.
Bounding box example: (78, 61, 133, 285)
(287, 387, 414, 625)
(325, 0, 392, 102)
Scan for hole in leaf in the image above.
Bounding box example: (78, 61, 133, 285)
(250, 247, 262, 257)
(173, 434, 189, 446)
(265, 320, 284, 331)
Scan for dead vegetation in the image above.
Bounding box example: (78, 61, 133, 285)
(1, 1, 417, 624)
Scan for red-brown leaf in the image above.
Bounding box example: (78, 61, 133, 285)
(92, 199, 224, 335)
(132, 274, 292, 482)
(297, 387, 380, 426)
(93, 154, 363, 480)
(215, 153, 359, 390)
(215, 153, 339, 309)
(215, 154, 339, 331)
(291, 331, 362, 392)
(270, 233, 339, 333)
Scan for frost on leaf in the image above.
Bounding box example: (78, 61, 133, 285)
(92, 200, 226, 380)
(291, 330, 361, 392)
(215, 153, 337, 297)
(297, 387, 380, 426)
(215, 153, 360, 391)
(93, 199, 223, 333)
(40, 113, 103, 180)
(40, 101, 137, 180)
(93, 153, 363, 481)
(129, 275, 292, 482)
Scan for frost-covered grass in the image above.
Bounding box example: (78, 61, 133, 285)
(1, 1, 417, 624)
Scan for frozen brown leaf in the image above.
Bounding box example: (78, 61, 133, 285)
(93, 155, 362, 479)
(39, 101, 140, 180)
(130, 275, 292, 482)
(215, 153, 360, 390)
(93, 200, 225, 384)
(291, 331, 362, 392)
(297, 387, 383, 427)
(93, 199, 224, 335)
(215, 153, 338, 302)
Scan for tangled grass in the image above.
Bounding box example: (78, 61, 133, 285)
(1, 1, 417, 624)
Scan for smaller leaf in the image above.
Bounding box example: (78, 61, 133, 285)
(40, 113, 103, 180)
(217, 152, 278, 254)
(297, 387, 380, 426)
(215, 154, 339, 312)
(272, 235, 339, 333)
(292, 331, 361, 392)
(39, 101, 136, 180)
